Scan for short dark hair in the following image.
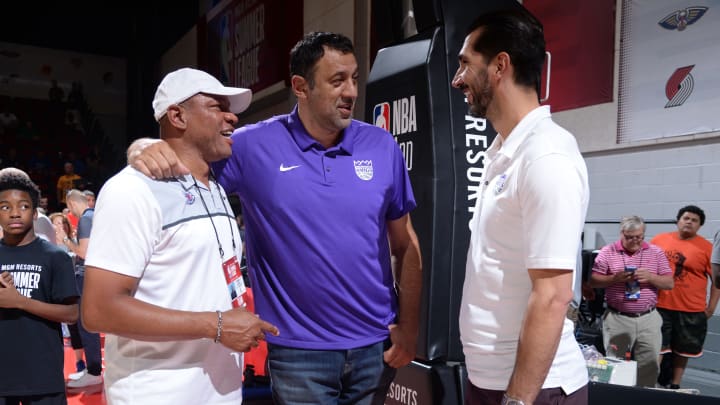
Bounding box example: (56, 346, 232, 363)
(677, 205, 706, 225)
(466, 8, 545, 96)
(0, 172, 40, 209)
(289, 32, 355, 87)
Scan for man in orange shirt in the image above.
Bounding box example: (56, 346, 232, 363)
(713, 230, 720, 296)
(651, 205, 720, 389)
(56, 162, 82, 206)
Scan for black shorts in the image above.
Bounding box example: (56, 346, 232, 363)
(658, 308, 707, 357)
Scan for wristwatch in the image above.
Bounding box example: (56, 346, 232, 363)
(63, 237, 70, 243)
(501, 394, 525, 405)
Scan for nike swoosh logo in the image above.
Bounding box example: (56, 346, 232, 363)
(279, 164, 301, 172)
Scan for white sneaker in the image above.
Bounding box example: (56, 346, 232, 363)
(68, 369, 86, 381)
(67, 372, 103, 388)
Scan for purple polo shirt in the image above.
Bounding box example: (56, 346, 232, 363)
(213, 106, 416, 349)
(592, 240, 672, 313)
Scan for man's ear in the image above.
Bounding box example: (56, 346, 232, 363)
(291, 75, 308, 100)
(165, 104, 187, 129)
(493, 52, 511, 79)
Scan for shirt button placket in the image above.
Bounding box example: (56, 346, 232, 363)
(322, 153, 334, 184)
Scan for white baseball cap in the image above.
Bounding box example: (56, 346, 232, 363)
(152, 67, 252, 122)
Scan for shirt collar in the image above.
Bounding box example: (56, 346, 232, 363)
(286, 105, 354, 155)
(176, 175, 216, 193)
(495, 105, 551, 159)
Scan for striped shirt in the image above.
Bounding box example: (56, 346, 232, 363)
(592, 240, 672, 313)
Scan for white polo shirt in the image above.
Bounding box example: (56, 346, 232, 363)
(86, 167, 244, 405)
(459, 106, 589, 394)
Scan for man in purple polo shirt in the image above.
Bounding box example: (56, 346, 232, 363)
(128, 32, 422, 405)
(590, 215, 673, 387)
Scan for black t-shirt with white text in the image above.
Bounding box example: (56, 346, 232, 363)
(0, 237, 78, 396)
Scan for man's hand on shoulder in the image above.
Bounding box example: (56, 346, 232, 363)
(383, 323, 417, 368)
(217, 308, 279, 353)
(127, 138, 189, 179)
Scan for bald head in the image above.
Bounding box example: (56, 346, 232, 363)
(66, 189, 89, 217)
(66, 189, 87, 204)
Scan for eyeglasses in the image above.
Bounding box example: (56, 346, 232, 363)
(623, 233, 644, 241)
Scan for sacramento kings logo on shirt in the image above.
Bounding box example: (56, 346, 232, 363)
(354, 160, 373, 181)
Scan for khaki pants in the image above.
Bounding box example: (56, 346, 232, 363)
(602, 309, 662, 387)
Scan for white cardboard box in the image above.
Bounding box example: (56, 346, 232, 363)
(586, 357, 637, 386)
(605, 358, 637, 386)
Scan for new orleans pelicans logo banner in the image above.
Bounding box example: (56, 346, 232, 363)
(617, 0, 719, 142)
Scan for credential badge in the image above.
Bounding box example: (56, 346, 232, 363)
(354, 160, 373, 181)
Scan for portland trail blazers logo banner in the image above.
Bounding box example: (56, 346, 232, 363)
(665, 65, 694, 108)
(617, 0, 720, 142)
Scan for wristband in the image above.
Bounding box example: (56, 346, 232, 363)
(214, 310, 223, 343)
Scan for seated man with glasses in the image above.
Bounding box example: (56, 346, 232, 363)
(590, 215, 673, 387)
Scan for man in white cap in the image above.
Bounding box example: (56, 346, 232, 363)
(81, 68, 279, 404)
(127, 34, 422, 405)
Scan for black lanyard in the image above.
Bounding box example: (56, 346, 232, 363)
(191, 174, 236, 258)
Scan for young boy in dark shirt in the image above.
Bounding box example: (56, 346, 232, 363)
(0, 169, 79, 405)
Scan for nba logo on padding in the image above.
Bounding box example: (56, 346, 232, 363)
(373, 102, 390, 131)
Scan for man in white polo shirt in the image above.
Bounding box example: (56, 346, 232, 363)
(452, 7, 590, 405)
(81, 68, 278, 404)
